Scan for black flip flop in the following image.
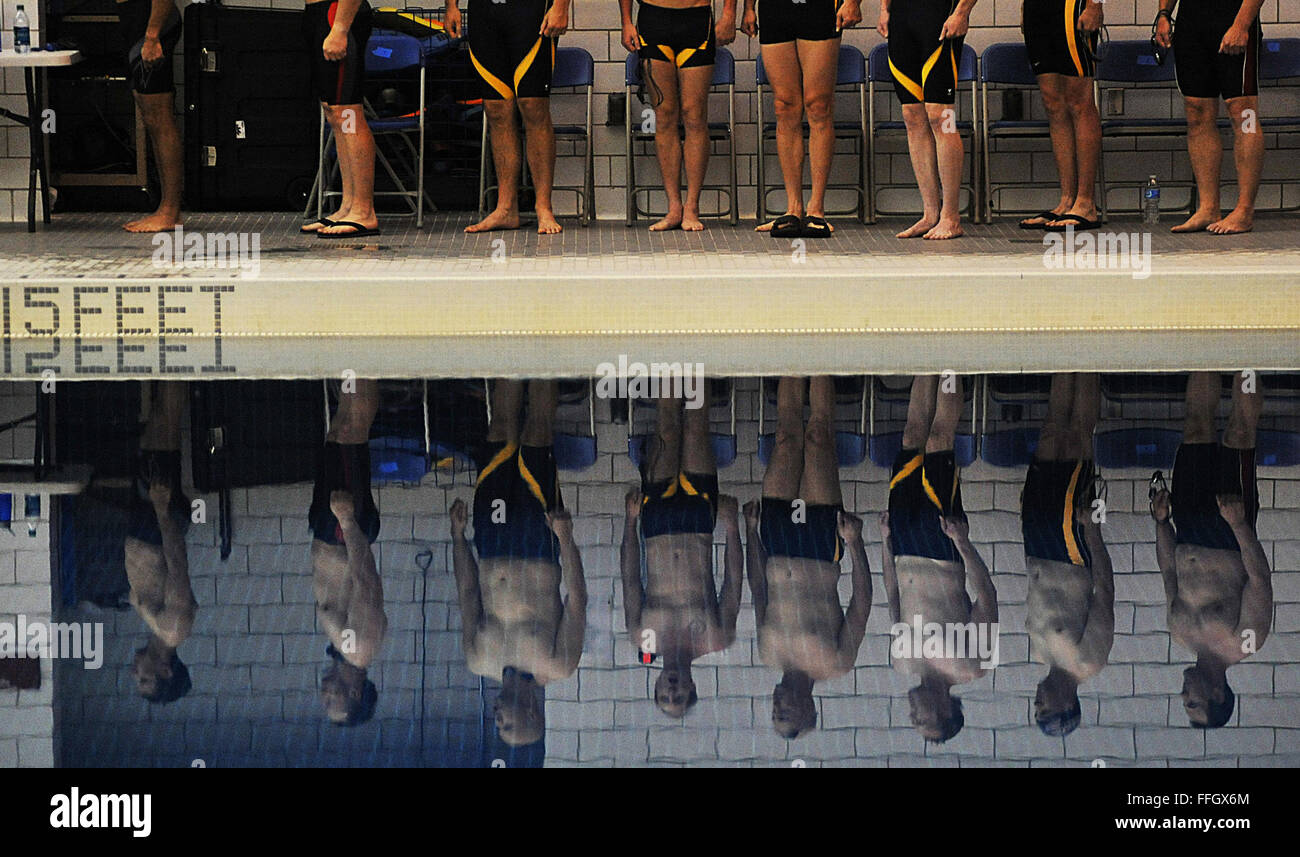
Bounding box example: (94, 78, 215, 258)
(769, 213, 802, 238)
(1043, 213, 1102, 232)
(1019, 210, 1059, 230)
(300, 217, 334, 234)
(317, 221, 382, 239)
(801, 215, 833, 238)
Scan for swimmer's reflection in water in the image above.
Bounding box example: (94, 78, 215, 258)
(1156, 372, 1272, 728)
(310, 378, 387, 726)
(621, 390, 742, 719)
(125, 381, 196, 704)
(452, 379, 587, 747)
(882, 375, 996, 743)
(749, 377, 871, 739)
(1022, 374, 1114, 738)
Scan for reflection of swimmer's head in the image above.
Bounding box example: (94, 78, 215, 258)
(771, 678, 817, 740)
(654, 668, 697, 719)
(908, 684, 963, 743)
(133, 644, 192, 705)
(1035, 670, 1082, 737)
(496, 668, 544, 746)
(321, 659, 378, 727)
(1183, 665, 1234, 729)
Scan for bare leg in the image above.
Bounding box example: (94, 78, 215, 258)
(798, 375, 842, 507)
(124, 92, 183, 233)
(755, 41, 806, 230)
(1024, 75, 1077, 227)
(327, 378, 380, 444)
(1036, 373, 1076, 462)
(1183, 372, 1221, 445)
(139, 382, 187, 451)
(678, 65, 713, 232)
(518, 97, 562, 234)
(646, 59, 685, 231)
(1045, 76, 1101, 226)
(486, 379, 525, 445)
(521, 379, 558, 447)
(468, 100, 524, 233)
(923, 102, 964, 240)
(319, 103, 379, 235)
(897, 103, 940, 238)
(902, 375, 940, 451)
(1171, 97, 1223, 233)
(679, 387, 716, 477)
(927, 375, 963, 454)
(647, 396, 684, 483)
(798, 37, 840, 225)
(1065, 373, 1100, 461)
(763, 376, 806, 500)
(1208, 96, 1261, 235)
(1223, 371, 1262, 450)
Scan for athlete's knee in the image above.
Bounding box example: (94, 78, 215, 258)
(803, 91, 834, 127)
(656, 100, 683, 131)
(1064, 84, 1097, 118)
(804, 418, 834, 450)
(1183, 98, 1218, 127)
(1039, 84, 1068, 117)
(925, 104, 954, 135)
(680, 102, 708, 135)
(901, 104, 928, 131)
(516, 98, 552, 128)
(773, 90, 804, 122)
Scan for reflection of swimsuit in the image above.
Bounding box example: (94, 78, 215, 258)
(639, 466, 718, 538)
(128, 449, 190, 545)
(117, 0, 182, 95)
(308, 441, 381, 545)
(757, 498, 843, 563)
(472, 440, 561, 561)
(888, 0, 962, 105)
(1171, 442, 1258, 552)
(1173, 0, 1261, 100)
(468, 0, 556, 100)
(637, 2, 716, 69)
(887, 447, 964, 562)
(1021, 458, 1095, 567)
(757, 0, 842, 45)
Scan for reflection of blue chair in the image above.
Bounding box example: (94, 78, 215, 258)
(624, 48, 739, 225)
(479, 47, 596, 224)
(756, 44, 868, 224)
(756, 377, 867, 468)
(1257, 430, 1300, 467)
(1238, 38, 1300, 212)
(627, 381, 737, 469)
(555, 380, 598, 471)
(1094, 428, 1181, 469)
(868, 42, 980, 222)
(365, 380, 432, 485)
(868, 376, 978, 469)
(981, 427, 1039, 467)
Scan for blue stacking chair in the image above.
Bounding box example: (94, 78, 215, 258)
(478, 47, 596, 225)
(756, 377, 868, 468)
(1257, 429, 1300, 467)
(1094, 427, 1181, 469)
(979, 374, 1052, 467)
(1096, 40, 1190, 220)
(1241, 38, 1300, 212)
(756, 44, 869, 225)
(867, 42, 980, 222)
(554, 380, 598, 472)
(624, 48, 739, 225)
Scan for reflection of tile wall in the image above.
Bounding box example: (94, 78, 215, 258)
(0, 486, 54, 766)
(41, 378, 1300, 767)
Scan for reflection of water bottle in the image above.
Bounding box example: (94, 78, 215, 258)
(14, 5, 32, 54)
(1142, 175, 1160, 225)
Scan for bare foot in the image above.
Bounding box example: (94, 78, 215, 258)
(1208, 209, 1254, 235)
(466, 208, 522, 233)
(923, 217, 963, 240)
(650, 210, 683, 232)
(755, 210, 804, 232)
(124, 212, 182, 233)
(1170, 209, 1221, 233)
(536, 209, 563, 235)
(896, 215, 937, 239)
(681, 211, 705, 232)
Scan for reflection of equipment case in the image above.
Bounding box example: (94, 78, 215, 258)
(183, 0, 319, 210)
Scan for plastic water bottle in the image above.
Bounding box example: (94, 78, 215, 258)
(1142, 175, 1160, 225)
(14, 5, 32, 54)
